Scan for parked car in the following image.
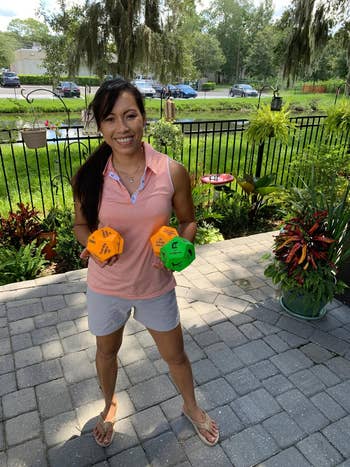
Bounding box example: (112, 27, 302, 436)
(152, 82, 165, 98)
(1, 71, 20, 87)
(55, 81, 81, 98)
(229, 84, 258, 97)
(151, 83, 181, 98)
(166, 84, 181, 98)
(176, 84, 198, 98)
(133, 80, 156, 97)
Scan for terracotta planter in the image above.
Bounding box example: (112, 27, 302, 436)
(37, 231, 57, 260)
(21, 128, 47, 149)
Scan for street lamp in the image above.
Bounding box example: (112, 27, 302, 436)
(257, 85, 283, 111)
(271, 86, 282, 111)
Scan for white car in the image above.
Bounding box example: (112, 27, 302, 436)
(133, 80, 156, 97)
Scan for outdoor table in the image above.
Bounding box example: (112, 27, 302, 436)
(200, 173, 234, 186)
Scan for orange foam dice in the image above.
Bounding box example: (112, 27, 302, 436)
(87, 227, 124, 262)
(150, 226, 178, 256)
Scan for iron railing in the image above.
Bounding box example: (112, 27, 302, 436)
(0, 115, 349, 216)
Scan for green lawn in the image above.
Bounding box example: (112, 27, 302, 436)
(0, 91, 346, 217)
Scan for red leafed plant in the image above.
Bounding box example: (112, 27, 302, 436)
(273, 210, 336, 284)
(0, 203, 43, 250)
(264, 172, 350, 307)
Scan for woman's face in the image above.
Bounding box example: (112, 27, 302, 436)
(99, 91, 146, 157)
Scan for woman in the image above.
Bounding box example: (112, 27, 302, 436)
(72, 78, 219, 448)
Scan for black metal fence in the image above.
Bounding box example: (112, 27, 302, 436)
(0, 115, 349, 216)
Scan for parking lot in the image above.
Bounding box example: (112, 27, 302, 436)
(0, 85, 235, 100)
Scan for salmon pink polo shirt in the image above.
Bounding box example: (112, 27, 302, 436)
(87, 142, 177, 299)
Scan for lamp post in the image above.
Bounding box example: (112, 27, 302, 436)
(257, 85, 283, 111)
(271, 86, 282, 111)
(160, 90, 163, 119)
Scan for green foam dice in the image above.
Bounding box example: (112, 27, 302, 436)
(160, 237, 195, 271)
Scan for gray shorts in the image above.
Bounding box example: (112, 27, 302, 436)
(87, 287, 180, 336)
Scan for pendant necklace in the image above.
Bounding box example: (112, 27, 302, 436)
(121, 164, 140, 183)
(114, 159, 142, 183)
(113, 146, 144, 184)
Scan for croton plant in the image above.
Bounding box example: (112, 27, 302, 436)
(264, 206, 348, 306)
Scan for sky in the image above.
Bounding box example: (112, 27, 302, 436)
(0, 0, 292, 32)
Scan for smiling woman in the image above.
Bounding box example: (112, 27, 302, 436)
(71, 77, 219, 448)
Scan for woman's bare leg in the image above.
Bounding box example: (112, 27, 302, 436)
(148, 324, 218, 444)
(93, 325, 124, 445)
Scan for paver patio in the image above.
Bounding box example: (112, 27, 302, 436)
(1, 231, 350, 466)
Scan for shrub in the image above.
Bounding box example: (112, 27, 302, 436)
(201, 82, 216, 91)
(0, 241, 48, 285)
(195, 221, 224, 244)
(54, 209, 85, 272)
(289, 144, 350, 196)
(211, 190, 250, 238)
(147, 119, 183, 160)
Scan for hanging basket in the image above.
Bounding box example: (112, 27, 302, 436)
(21, 128, 47, 149)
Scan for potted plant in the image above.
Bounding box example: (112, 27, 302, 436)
(20, 114, 47, 149)
(245, 104, 296, 145)
(264, 172, 350, 319)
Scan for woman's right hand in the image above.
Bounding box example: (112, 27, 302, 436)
(80, 248, 119, 268)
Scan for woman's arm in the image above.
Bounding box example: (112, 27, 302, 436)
(169, 160, 197, 243)
(73, 198, 91, 247)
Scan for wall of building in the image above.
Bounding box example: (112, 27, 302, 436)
(13, 47, 91, 76)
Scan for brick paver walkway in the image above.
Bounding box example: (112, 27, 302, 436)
(1, 231, 350, 466)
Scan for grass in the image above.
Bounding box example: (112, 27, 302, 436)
(0, 113, 341, 217)
(0, 91, 341, 122)
(0, 91, 346, 217)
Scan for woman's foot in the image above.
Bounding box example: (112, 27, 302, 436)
(93, 395, 117, 447)
(183, 405, 219, 446)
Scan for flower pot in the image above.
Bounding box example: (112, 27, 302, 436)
(21, 128, 47, 149)
(280, 289, 328, 320)
(37, 231, 57, 260)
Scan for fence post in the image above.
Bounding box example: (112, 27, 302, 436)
(255, 141, 264, 178)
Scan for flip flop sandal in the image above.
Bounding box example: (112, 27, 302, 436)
(93, 413, 116, 447)
(183, 409, 219, 446)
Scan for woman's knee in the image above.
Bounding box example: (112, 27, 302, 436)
(95, 333, 123, 361)
(164, 350, 188, 367)
(96, 346, 119, 361)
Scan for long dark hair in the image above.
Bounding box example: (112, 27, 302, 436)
(72, 78, 146, 230)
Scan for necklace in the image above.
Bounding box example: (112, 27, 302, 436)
(112, 146, 144, 183)
(118, 164, 141, 183)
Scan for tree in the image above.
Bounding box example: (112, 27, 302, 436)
(77, 0, 186, 80)
(7, 18, 49, 48)
(41, 36, 67, 88)
(40, 0, 196, 81)
(244, 26, 278, 81)
(205, 0, 276, 83)
(207, 0, 253, 82)
(39, 1, 86, 83)
(283, 0, 350, 87)
(0, 32, 19, 69)
(191, 32, 225, 77)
